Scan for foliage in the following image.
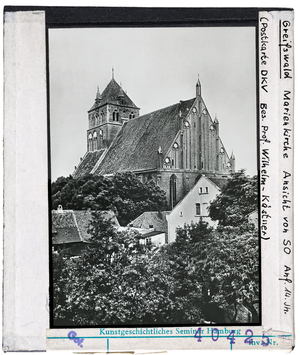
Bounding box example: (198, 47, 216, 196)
(53, 215, 259, 326)
(51, 172, 168, 225)
(208, 171, 258, 226)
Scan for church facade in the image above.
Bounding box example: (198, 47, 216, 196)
(73, 75, 235, 208)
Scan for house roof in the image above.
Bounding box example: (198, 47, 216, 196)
(52, 210, 82, 244)
(94, 98, 196, 175)
(73, 149, 106, 178)
(133, 229, 165, 239)
(127, 211, 170, 233)
(89, 78, 138, 111)
(208, 176, 229, 190)
(52, 209, 120, 244)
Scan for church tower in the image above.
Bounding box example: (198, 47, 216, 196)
(86, 72, 140, 151)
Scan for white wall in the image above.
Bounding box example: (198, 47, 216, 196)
(166, 176, 220, 243)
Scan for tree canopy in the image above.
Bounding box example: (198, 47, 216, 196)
(208, 171, 258, 226)
(51, 173, 168, 225)
(53, 216, 259, 326)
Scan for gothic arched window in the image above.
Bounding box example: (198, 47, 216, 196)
(113, 110, 119, 122)
(88, 133, 93, 151)
(169, 174, 177, 209)
(93, 131, 97, 150)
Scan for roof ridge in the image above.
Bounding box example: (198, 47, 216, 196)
(71, 211, 84, 242)
(137, 97, 195, 119)
(90, 148, 107, 174)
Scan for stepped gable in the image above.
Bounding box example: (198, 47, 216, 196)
(73, 149, 106, 178)
(89, 78, 138, 111)
(94, 97, 195, 175)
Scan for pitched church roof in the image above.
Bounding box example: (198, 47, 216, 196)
(208, 176, 229, 190)
(73, 149, 106, 178)
(89, 78, 139, 111)
(94, 97, 195, 175)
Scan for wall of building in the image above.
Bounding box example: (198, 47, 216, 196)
(154, 170, 201, 207)
(139, 232, 166, 247)
(166, 176, 220, 243)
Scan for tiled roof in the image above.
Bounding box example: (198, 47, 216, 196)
(52, 211, 82, 244)
(208, 176, 229, 190)
(127, 211, 170, 233)
(73, 149, 106, 178)
(131, 228, 165, 239)
(94, 98, 195, 175)
(89, 78, 138, 111)
(52, 210, 120, 244)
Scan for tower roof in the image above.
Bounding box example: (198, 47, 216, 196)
(88, 78, 139, 111)
(95, 86, 101, 101)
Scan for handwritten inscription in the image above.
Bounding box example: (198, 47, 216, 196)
(260, 17, 269, 66)
(68, 330, 84, 348)
(282, 171, 291, 212)
(260, 101, 271, 240)
(282, 90, 292, 158)
(260, 17, 270, 92)
(279, 21, 293, 79)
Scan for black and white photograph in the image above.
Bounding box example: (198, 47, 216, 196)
(49, 23, 259, 327)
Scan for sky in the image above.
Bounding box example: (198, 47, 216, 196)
(49, 26, 257, 180)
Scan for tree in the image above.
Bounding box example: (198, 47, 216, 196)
(51, 172, 168, 225)
(52, 215, 259, 326)
(208, 171, 258, 226)
(170, 221, 259, 323)
(53, 215, 209, 326)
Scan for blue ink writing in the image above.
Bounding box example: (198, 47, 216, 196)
(68, 330, 84, 348)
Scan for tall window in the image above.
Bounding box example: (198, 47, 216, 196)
(196, 203, 201, 216)
(169, 174, 177, 209)
(93, 131, 97, 150)
(113, 110, 119, 122)
(88, 133, 93, 151)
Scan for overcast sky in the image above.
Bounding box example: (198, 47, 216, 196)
(49, 26, 256, 180)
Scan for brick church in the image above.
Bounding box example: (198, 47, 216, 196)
(73, 73, 235, 208)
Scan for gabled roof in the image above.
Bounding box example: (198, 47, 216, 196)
(52, 210, 120, 245)
(73, 149, 106, 178)
(127, 211, 170, 233)
(94, 98, 195, 175)
(89, 78, 138, 111)
(208, 176, 229, 190)
(52, 210, 82, 244)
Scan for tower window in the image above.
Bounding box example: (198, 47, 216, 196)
(113, 110, 119, 122)
(88, 133, 93, 151)
(93, 131, 97, 150)
(196, 203, 201, 216)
